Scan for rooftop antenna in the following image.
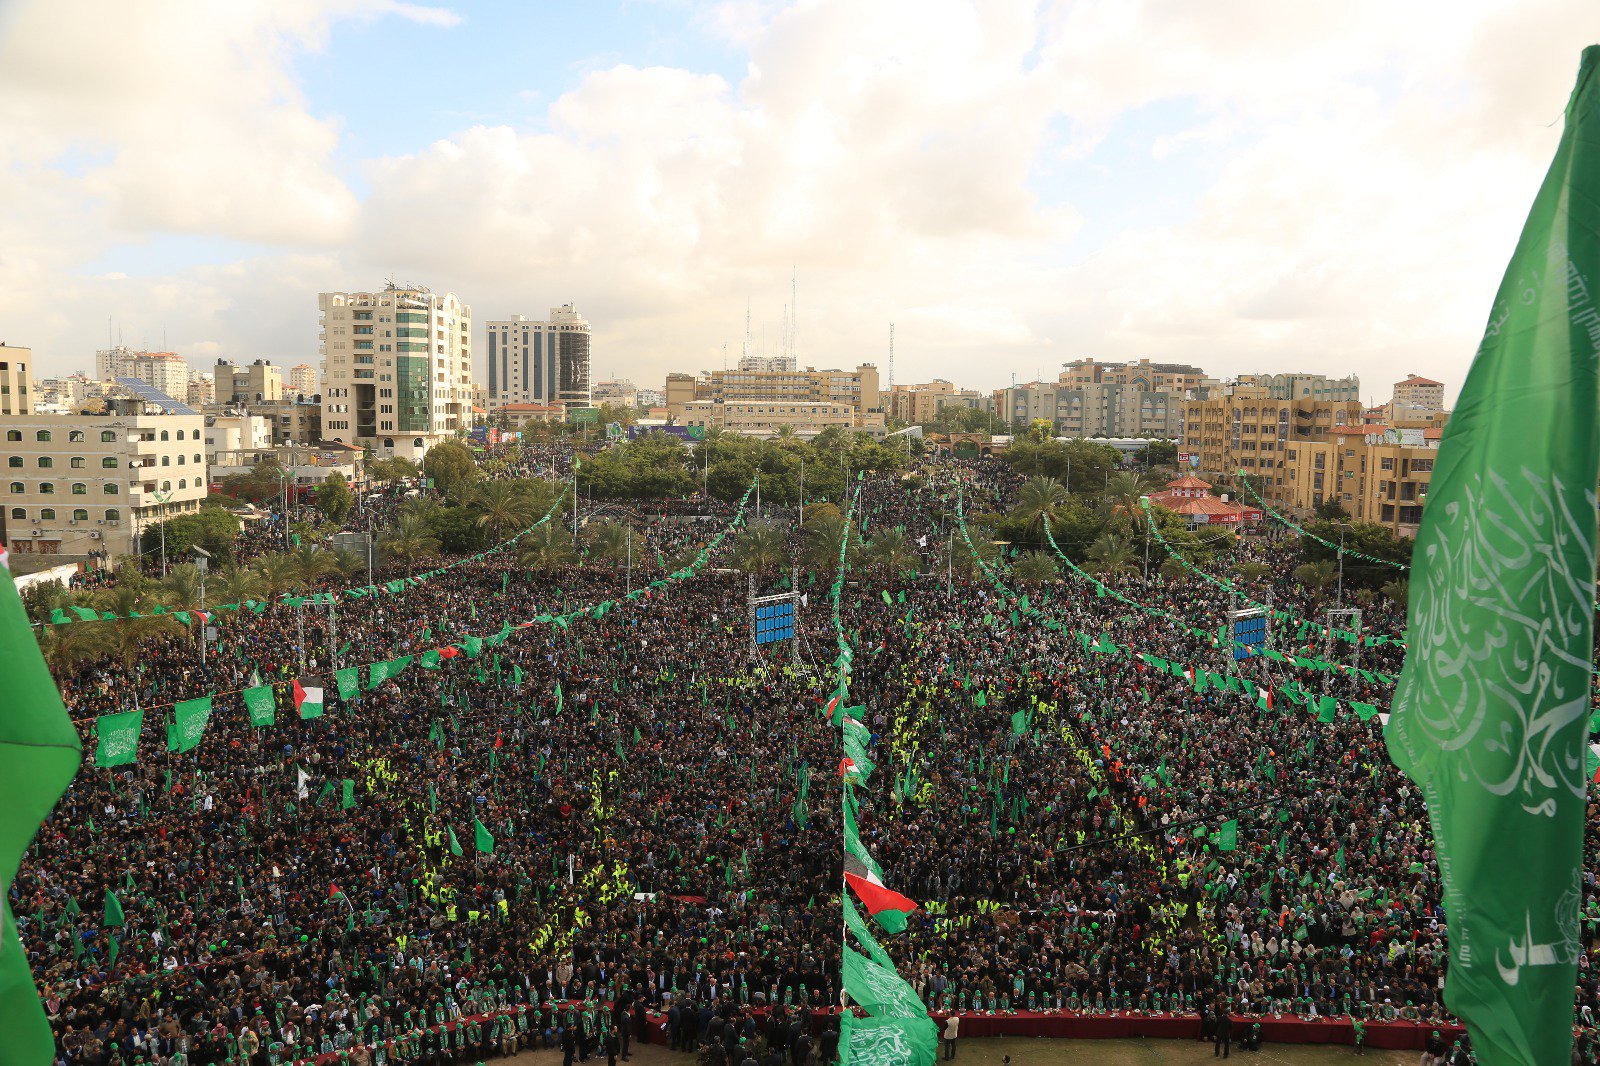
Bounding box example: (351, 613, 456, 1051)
(782, 303, 788, 362)
(888, 323, 895, 391)
(743, 298, 751, 361)
(790, 266, 797, 365)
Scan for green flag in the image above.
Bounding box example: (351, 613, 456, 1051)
(474, 818, 495, 854)
(168, 697, 212, 754)
(336, 667, 361, 701)
(838, 1011, 937, 1066)
(1384, 49, 1600, 1066)
(341, 779, 356, 810)
(448, 826, 464, 857)
(243, 684, 276, 727)
(1216, 820, 1237, 851)
(94, 710, 143, 768)
(103, 890, 124, 927)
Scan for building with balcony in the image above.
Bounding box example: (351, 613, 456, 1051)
(886, 379, 991, 424)
(485, 305, 591, 411)
(215, 359, 284, 404)
(992, 358, 1208, 439)
(1390, 373, 1446, 416)
(1282, 424, 1439, 538)
(679, 399, 877, 438)
(0, 409, 207, 561)
(666, 363, 883, 424)
(319, 284, 473, 460)
(1181, 387, 1365, 503)
(1233, 372, 1361, 402)
(288, 363, 317, 399)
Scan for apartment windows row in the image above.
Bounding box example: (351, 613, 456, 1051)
(8, 456, 121, 469)
(9, 482, 124, 495)
(6, 429, 123, 443)
(9, 507, 123, 523)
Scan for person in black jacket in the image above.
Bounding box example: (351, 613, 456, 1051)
(562, 1021, 579, 1066)
(1213, 1001, 1233, 1058)
(666, 1002, 682, 1052)
(1199, 1000, 1215, 1043)
(818, 1021, 839, 1065)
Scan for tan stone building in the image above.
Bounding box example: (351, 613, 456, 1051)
(215, 359, 284, 404)
(1181, 387, 1364, 503)
(992, 358, 1207, 439)
(1282, 425, 1439, 538)
(288, 363, 317, 398)
(1233, 372, 1361, 403)
(885, 379, 989, 424)
(0, 344, 32, 416)
(666, 364, 882, 422)
(1390, 373, 1446, 416)
(679, 400, 878, 438)
(2, 409, 207, 560)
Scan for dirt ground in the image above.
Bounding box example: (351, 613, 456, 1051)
(498, 1037, 1414, 1066)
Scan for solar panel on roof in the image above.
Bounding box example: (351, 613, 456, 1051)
(114, 378, 199, 416)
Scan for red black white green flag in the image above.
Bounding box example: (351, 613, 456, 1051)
(293, 676, 324, 719)
(844, 853, 916, 934)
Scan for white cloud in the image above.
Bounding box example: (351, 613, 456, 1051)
(4, 0, 1600, 404)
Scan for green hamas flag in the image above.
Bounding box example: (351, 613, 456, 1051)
(448, 826, 464, 857)
(94, 710, 143, 768)
(842, 946, 930, 1020)
(1386, 50, 1600, 1066)
(242, 684, 276, 727)
(474, 818, 495, 854)
(0, 558, 82, 1061)
(1216, 819, 1238, 852)
(168, 697, 212, 754)
(838, 1011, 938, 1066)
(341, 779, 356, 810)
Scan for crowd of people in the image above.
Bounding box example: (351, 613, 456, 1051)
(15, 444, 1600, 1066)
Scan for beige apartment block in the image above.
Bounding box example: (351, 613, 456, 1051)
(666, 364, 882, 421)
(679, 400, 874, 438)
(2, 411, 207, 560)
(319, 285, 473, 460)
(0, 344, 32, 415)
(1283, 425, 1439, 538)
(1182, 387, 1364, 503)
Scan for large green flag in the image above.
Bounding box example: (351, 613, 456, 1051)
(242, 684, 276, 727)
(0, 560, 82, 1061)
(94, 710, 143, 768)
(838, 1011, 938, 1066)
(103, 890, 125, 927)
(842, 947, 930, 1020)
(168, 697, 212, 754)
(1385, 48, 1600, 1066)
(474, 818, 495, 854)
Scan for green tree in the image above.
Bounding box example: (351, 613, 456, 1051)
(88, 586, 181, 669)
(315, 471, 355, 524)
(1293, 559, 1339, 590)
(860, 529, 918, 579)
(1013, 477, 1070, 531)
(422, 441, 479, 499)
(371, 456, 419, 483)
(1085, 533, 1137, 576)
(584, 519, 632, 564)
(1010, 551, 1060, 585)
(472, 481, 538, 542)
(380, 515, 441, 576)
(254, 554, 302, 599)
(210, 567, 265, 605)
(139, 506, 241, 565)
(1381, 577, 1410, 607)
(728, 521, 788, 575)
(517, 523, 577, 572)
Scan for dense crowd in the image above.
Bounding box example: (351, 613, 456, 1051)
(16, 447, 1600, 1066)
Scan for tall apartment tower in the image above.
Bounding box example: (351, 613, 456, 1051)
(319, 284, 473, 459)
(288, 363, 317, 398)
(486, 304, 591, 411)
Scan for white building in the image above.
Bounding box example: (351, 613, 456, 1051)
(485, 304, 591, 411)
(204, 414, 274, 465)
(2, 408, 207, 561)
(319, 284, 474, 460)
(592, 379, 639, 408)
(289, 363, 317, 398)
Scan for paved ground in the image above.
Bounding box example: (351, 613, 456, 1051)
(499, 1037, 1410, 1066)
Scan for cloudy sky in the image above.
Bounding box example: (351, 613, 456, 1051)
(2, 0, 1597, 402)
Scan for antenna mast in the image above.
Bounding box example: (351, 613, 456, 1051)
(744, 298, 751, 362)
(791, 267, 797, 366)
(888, 323, 895, 391)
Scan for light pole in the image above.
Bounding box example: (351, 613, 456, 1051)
(626, 525, 632, 596)
(798, 458, 805, 526)
(1336, 528, 1345, 607)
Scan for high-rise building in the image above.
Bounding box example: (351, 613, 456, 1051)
(100, 350, 190, 400)
(289, 363, 317, 398)
(0, 344, 33, 416)
(95, 345, 138, 381)
(214, 359, 283, 405)
(992, 358, 1208, 439)
(886, 380, 990, 424)
(1233, 372, 1361, 402)
(1181, 386, 1365, 503)
(485, 305, 591, 411)
(319, 285, 473, 459)
(187, 374, 216, 408)
(737, 353, 797, 373)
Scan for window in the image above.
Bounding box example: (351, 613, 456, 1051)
(71, 483, 86, 495)
(35, 430, 50, 442)
(106, 508, 120, 522)
(103, 484, 118, 495)
(69, 430, 84, 442)
(101, 430, 115, 442)
(6, 458, 17, 468)
(36, 457, 51, 469)
(176, 429, 185, 440)
(160, 430, 169, 441)
(39, 508, 54, 520)
(178, 479, 186, 489)
(7, 483, 21, 494)
(38, 483, 53, 494)
(161, 481, 170, 491)
(194, 454, 201, 463)
(72, 509, 88, 521)
(5, 431, 18, 441)
(70, 457, 85, 469)
(7, 508, 20, 520)
(102, 457, 118, 469)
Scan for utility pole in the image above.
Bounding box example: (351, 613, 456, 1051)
(626, 525, 632, 596)
(1336, 528, 1345, 607)
(329, 597, 339, 669)
(799, 458, 805, 526)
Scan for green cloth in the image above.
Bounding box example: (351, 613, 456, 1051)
(341, 779, 356, 810)
(103, 890, 125, 927)
(243, 684, 276, 727)
(335, 667, 361, 701)
(94, 710, 143, 768)
(448, 826, 464, 857)
(842, 947, 930, 1021)
(1385, 47, 1600, 1066)
(168, 697, 212, 754)
(474, 818, 495, 854)
(838, 1011, 938, 1066)
(1216, 820, 1238, 852)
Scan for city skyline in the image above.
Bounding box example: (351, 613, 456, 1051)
(6, 1, 1600, 401)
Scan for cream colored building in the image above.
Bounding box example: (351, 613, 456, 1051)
(592, 379, 640, 408)
(289, 363, 317, 398)
(485, 305, 591, 411)
(204, 414, 273, 463)
(319, 285, 473, 459)
(215, 359, 284, 404)
(187, 374, 216, 408)
(1283, 425, 1439, 538)
(667, 363, 882, 421)
(2, 409, 207, 560)
(1181, 387, 1364, 503)
(0, 344, 32, 416)
(1233, 372, 1360, 403)
(886, 379, 990, 424)
(1391, 373, 1446, 416)
(680, 400, 878, 438)
(992, 358, 1207, 439)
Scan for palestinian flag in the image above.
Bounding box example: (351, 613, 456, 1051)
(839, 756, 860, 779)
(1257, 687, 1273, 711)
(844, 854, 917, 934)
(822, 683, 846, 722)
(192, 610, 210, 627)
(293, 676, 325, 719)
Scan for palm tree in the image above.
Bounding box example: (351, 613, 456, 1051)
(210, 566, 265, 605)
(1010, 551, 1059, 585)
(1234, 561, 1271, 584)
(860, 529, 918, 579)
(1381, 577, 1409, 607)
(1013, 477, 1069, 531)
(517, 523, 578, 572)
(255, 554, 303, 599)
(584, 519, 632, 565)
(940, 533, 1000, 578)
(21, 578, 76, 626)
(290, 543, 338, 585)
(1293, 559, 1339, 590)
(36, 622, 104, 673)
(473, 481, 537, 542)
(89, 586, 181, 669)
(160, 564, 205, 609)
(1104, 470, 1158, 523)
(729, 521, 788, 575)
(1158, 557, 1188, 582)
(378, 515, 440, 577)
(329, 547, 368, 583)
(802, 514, 850, 574)
(1085, 533, 1138, 576)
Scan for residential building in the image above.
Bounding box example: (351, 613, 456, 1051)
(1233, 372, 1361, 402)
(679, 400, 879, 438)
(737, 353, 797, 373)
(1144, 474, 1262, 527)
(992, 358, 1207, 439)
(242, 399, 323, 447)
(103, 350, 191, 400)
(485, 305, 591, 411)
(203, 414, 274, 465)
(187, 374, 216, 408)
(1, 405, 207, 560)
(499, 402, 567, 426)
(214, 359, 284, 404)
(666, 363, 883, 423)
(592, 379, 640, 408)
(636, 387, 665, 408)
(1391, 373, 1446, 416)
(0, 343, 32, 416)
(319, 284, 474, 460)
(288, 363, 317, 398)
(886, 379, 991, 424)
(95, 345, 139, 382)
(1282, 424, 1440, 538)
(1181, 386, 1365, 504)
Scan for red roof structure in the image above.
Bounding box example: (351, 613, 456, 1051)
(1145, 474, 1260, 526)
